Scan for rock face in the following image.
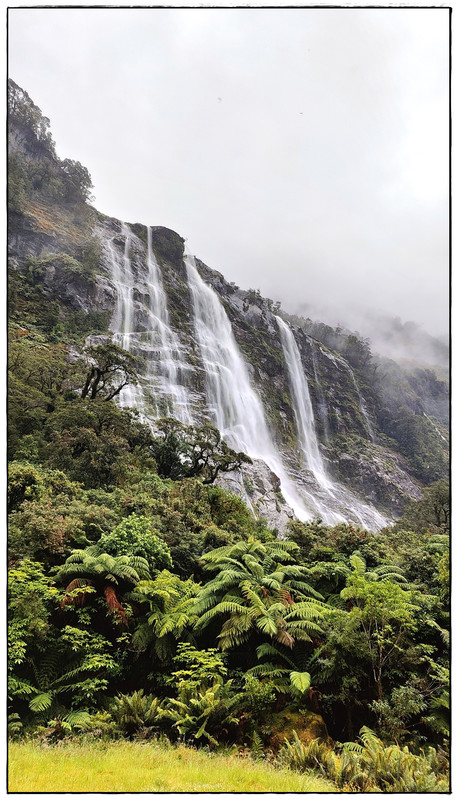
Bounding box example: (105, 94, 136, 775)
(8, 78, 447, 532)
(216, 460, 296, 535)
(332, 446, 422, 514)
(8, 202, 426, 530)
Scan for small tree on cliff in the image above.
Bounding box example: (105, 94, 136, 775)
(81, 343, 139, 402)
(151, 418, 252, 484)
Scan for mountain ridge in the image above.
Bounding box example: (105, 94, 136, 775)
(8, 78, 449, 530)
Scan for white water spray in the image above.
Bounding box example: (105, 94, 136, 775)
(275, 317, 387, 529)
(185, 252, 313, 522)
(144, 227, 193, 424)
(107, 223, 192, 422)
(310, 340, 331, 442)
(276, 316, 332, 490)
(109, 223, 143, 410)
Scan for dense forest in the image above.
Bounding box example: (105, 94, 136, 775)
(8, 79, 450, 792)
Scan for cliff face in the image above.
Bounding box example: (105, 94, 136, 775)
(9, 79, 448, 531)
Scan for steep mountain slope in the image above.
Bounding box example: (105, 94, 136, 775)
(8, 79, 449, 531)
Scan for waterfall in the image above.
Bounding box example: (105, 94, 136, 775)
(107, 228, 387, 530)
(107, 222, 192, 423)
(109, 223, 144, 410)
(343, 363, 376, 443)
(319, 348, 376, 442)
(185, 251, 314, 523)
(144, 227, 192, 424)
(276, 316, 332, 491)
(423, 412, 448, 443)
(275, 317, 387, 530)
(310, 340, 331, 442)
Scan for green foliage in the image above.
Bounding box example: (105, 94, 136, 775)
(151, 226, 184, 267)
(8, 713, 23, 739)
(8, 336, 75, 457)
(379, 405, 448, 484)
(194, 539, 326, 652)
(9, 615, 120, 728)
(58, 548, 150, 588)
(8, 464, 105, 564)
(8, 560, 59, 671)
(57, 549, 150, 627)
(280, 727, 449, 792)
(130, 572, 199, 664)
(290, 671, 311, 696)
(28, 253, 97, 285)
(81, 342, 140, 402)
(96, 514, 172, 573)
(60, 158, 93, 203)
(170, 643, 228, 690)
(9, 79, 56, 155)
(151, 417, 251, 484)
(44, 398, 154, 489)
(38, 710, 93, 740)
(8, 460, 79, 512)
(340, 567, 419, 699)
(9, 498, 85, 565)
(239, 674, 276, 722)
(9, 79, 93, 205)
(110, 691, 164, 738)
(7, 77, 450, 767)
(161, 644, 240, 746)
(8, 154, 32, 213)
(165, 682, 240, 746)
(370, 683, 427, 745)
(393, 479, 450, 535)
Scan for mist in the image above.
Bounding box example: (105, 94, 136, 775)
(291, 299, 449, 369)
(8, 7, 449, 339)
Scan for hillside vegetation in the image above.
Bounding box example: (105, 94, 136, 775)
(8, 79, 450, 792)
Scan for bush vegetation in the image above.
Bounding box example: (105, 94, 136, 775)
(7, 77, 449, 792)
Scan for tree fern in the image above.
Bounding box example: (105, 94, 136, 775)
(290, 671, 311, 695)
(29, 691, 53, 712)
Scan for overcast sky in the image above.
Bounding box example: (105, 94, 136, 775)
(9, 7, 449, 337)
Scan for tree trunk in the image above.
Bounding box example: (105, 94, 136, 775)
(345, 703, 354, 740)
(103, 584, 128, 626)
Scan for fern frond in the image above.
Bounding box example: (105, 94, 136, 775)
(290, 671, 311, 694)
(29, 691, 53, 712)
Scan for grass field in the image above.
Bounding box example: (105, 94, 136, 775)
(9, 739, 336, 793)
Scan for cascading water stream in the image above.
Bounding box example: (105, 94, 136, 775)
(310, 340, 330, 442)
(107, 222, 192, 422)
(109, 223, 144, 410)
(108, 229, 387, 530)
(185, 251, 314, 523)
(423, 412, 448, 443)
(276, 316, 333, 492)
(275, 317, 387, 529)
(342, 362, 376, 443)
(144, 227, 192, 424)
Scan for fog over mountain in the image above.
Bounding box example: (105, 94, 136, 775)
(8, 7, 449, 339)
(291, 300, 449, 370)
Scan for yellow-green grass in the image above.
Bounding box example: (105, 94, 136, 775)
(9, 740, 336, 793)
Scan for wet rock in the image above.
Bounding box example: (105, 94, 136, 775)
(268, 707, 331, 752)
(217, 459, 296, 535)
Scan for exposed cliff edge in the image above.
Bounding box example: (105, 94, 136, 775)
(8, 79, 448, 532)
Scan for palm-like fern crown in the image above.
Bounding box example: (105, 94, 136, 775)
(57, 549, 150, 587)
(196, 540, 321, 612)
(129, 570, 199, 656)
(193, 539, 327, 650)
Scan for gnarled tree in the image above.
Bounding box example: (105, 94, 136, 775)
(81, 342, 139, 402)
